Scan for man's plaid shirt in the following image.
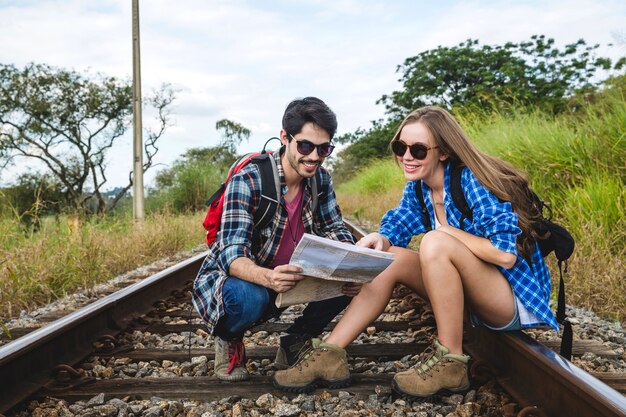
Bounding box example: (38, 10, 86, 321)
(379, 162, 559, 331)
(192, 149, 355, 334)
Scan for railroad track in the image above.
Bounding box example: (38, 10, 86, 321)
(0, 220, 625, 417)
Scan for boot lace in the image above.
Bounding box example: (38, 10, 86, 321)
(415, 345, 443, 378)
(294, 339, 314, 363)
(293, 343, 324, 371)
(225, 340, 246, 374)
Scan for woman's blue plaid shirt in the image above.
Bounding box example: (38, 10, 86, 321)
(379, 162, 558, 331)
(192, 150, 355, 334)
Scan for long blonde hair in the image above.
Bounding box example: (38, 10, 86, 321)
(391, 106, 541, 257)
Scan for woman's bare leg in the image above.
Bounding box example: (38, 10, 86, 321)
(325, 231, 515, 355)
(419, 230, 515, 355)
(325, 247, 426, 348)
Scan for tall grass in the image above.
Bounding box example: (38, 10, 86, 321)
(0, 212, 205, 321)
(337, 160, 406, 223)
(337, 87, 625, 321)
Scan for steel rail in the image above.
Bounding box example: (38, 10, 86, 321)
(2, 219, 625, 417)
(465, 325, 626, 417)
(0, 252, 206, 414)
(344, 219, 626, 417)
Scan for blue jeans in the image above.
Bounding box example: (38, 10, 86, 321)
(213, 277, 352, 341)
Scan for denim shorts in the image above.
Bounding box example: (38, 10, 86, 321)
(469, 290, 523, 332)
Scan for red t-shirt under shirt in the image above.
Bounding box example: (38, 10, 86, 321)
(269, 183, 305, 268)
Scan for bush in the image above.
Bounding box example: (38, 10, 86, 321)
(147, 146, 237, 213)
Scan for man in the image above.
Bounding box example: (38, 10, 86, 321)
(192, 97, 360, 381)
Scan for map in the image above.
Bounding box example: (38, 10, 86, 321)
(275, 233, 395, 307)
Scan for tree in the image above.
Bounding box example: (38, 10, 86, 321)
(215, 118, 251, 153)
(379, 35, 622, 117)
(331, 118, 401, 182)
(149, 119, 248, 212)
(0, 63, 175, 214)
(0, 172, 65, 231)
(150, 146, 237, 212)
(331, 35, 625, 176)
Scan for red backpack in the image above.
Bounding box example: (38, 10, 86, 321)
(203, 151, 280, 245)
(202, 147, 321, 246)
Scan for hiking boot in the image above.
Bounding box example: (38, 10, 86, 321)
(214, 337, 249, 381)
(392, 339, 470, 400)
(273, 338, 350, 393)
(274, 333, 313, 370)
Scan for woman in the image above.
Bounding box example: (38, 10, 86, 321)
(273, 106, 558, 399)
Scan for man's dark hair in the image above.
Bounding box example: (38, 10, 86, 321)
(282, 97, 337, 139)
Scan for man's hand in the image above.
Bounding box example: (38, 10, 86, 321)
(356, 232, 390, 251)
(341, 282, 363, 297)
(266, 264, 305, 293)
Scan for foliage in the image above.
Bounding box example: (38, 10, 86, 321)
(337, 80, 626, 320)
(331, 118, 401, 183)
(336, 160, 405, 223)
(148, 118, 251, 212)
(464, 76, 625, 199)
(0, 63, 175, 214)
(332, 36, 624, 177)
(0, 173, 65, 231)
(379, 35, 623, 118)
(215, 118, 251, 153)
(0, 211, 204, 320)
(148, 146, 237, 212)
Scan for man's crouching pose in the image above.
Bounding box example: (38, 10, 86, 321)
(192, 97, 360, 381)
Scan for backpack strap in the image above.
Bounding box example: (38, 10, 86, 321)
(557, 259, 573, 360)
(449, 163, 472, 230)
(250, 153, 321, 230)
(251, 153, 280, 230)
(415, 162, 472, 231)
(206, 153, 256, 207)
(206, 182, 226, 208)
(414, 181, 432, 231)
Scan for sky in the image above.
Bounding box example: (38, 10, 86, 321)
(1, 0, 625, 189)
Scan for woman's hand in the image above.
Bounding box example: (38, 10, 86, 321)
(356, 232, 390, 251)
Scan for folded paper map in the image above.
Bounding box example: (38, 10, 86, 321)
(275, 233, 394, 307)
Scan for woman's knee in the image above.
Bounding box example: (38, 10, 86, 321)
(419, 230, 455, 263)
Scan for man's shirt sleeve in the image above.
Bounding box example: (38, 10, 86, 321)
(215, 172, 257, 273)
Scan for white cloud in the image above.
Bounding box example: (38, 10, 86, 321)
(1, 0, 624, 187)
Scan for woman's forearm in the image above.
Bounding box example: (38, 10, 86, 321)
(437, 225, 516, 269)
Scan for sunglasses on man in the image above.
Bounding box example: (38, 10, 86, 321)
(391, 140, 439, 160)
(289, 134, 335, 157)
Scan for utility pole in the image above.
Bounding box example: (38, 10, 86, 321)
(132, 0, 145, 222)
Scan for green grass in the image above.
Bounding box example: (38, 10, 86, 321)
(0, 212, 205, 322)
(336, 159, 405, 223)
(337, 86, 626, 322)
(1, 83, 623, 326)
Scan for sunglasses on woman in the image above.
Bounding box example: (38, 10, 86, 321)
(391, 140, 439, 160)
(289, 134, 335, 157)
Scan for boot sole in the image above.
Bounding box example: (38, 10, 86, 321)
(391, 379, 470, 401)
(215, 372, 250, 382)
(273, 377, 351, 393)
